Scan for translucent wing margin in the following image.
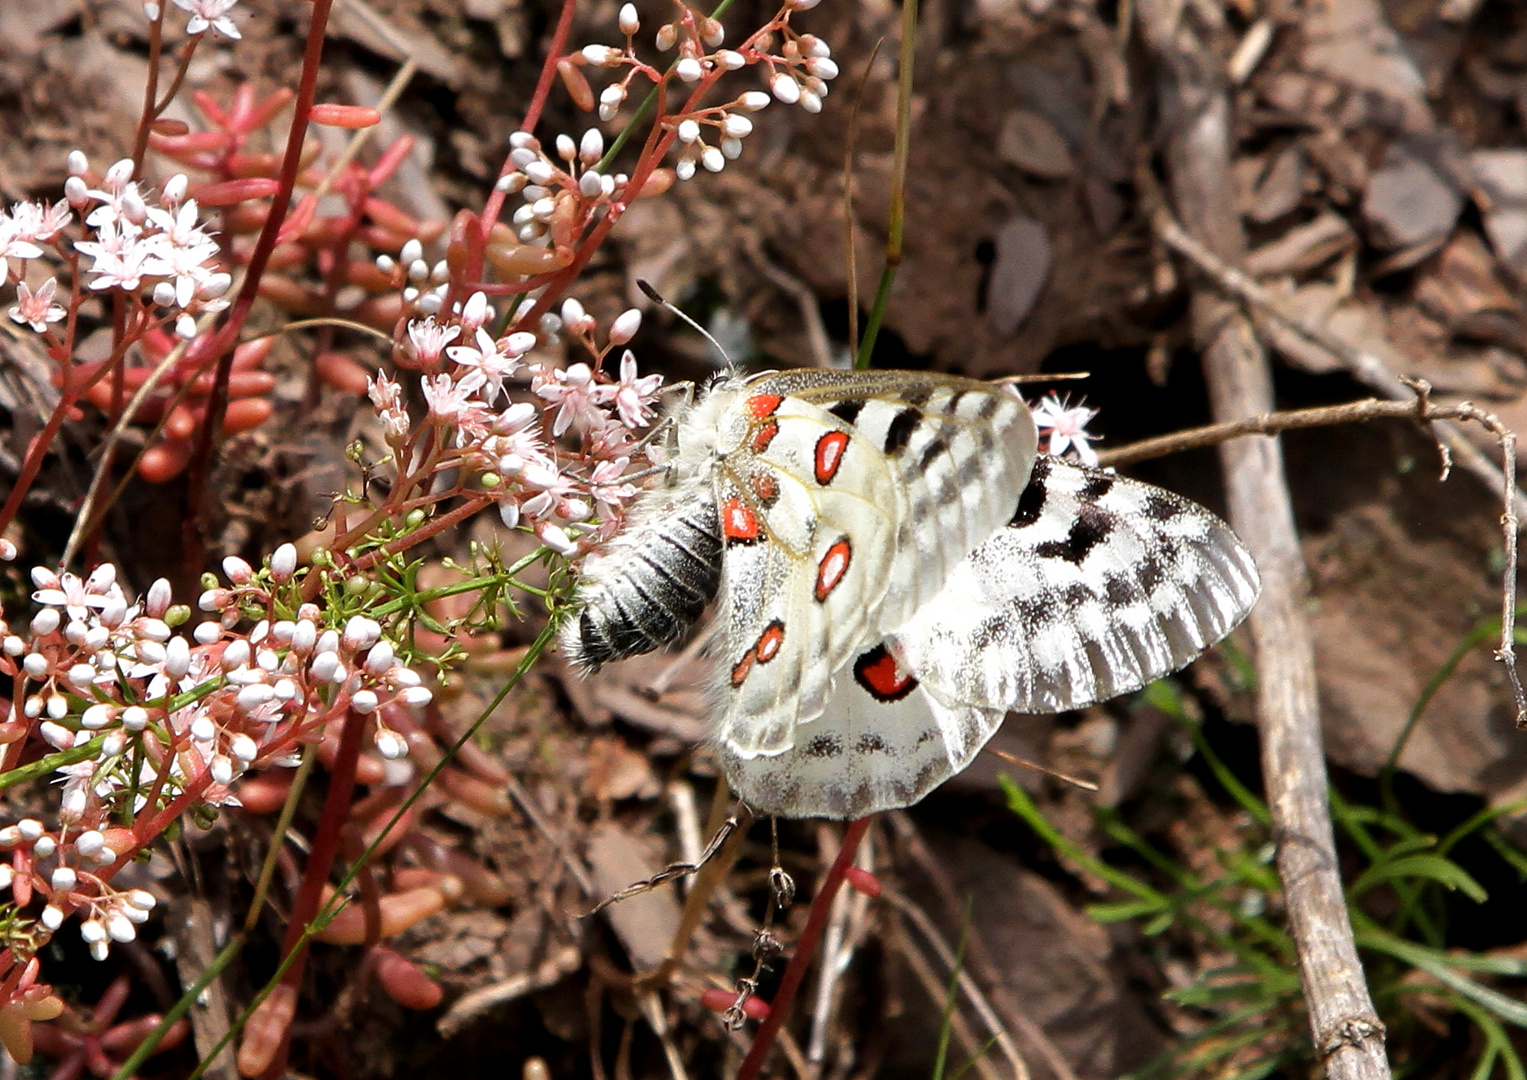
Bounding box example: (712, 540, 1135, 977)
(892, 457, 1262, 715)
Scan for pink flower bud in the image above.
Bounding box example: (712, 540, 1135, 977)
(269, 543, 297, 583)
(609, 308, 642, 344)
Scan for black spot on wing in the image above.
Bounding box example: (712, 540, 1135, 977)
(1144, 491, 1180, 521)
(916, 433, 951, 473)
(1138, 554, 1166, 593)
(803, 733, 844, 758)
(884, 407, 920, 454)
(970, 615, 1006, 650)
(1009, 457, 1051, 527)
(1104, 574, 1143, 607)
(829, 398, 866, 426)
(855, 733, 889, 754)
(1082, 473, 1114, 500)
(900, 387, 932, 407)
(1062, 582, 1093, 609)
(1035, 503, 1113, 564)
(975, 393, 1002, 421)
(1014, 595, 1057, 630)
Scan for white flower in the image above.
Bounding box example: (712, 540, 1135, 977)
(1029, 392, 1100, 466)
(535, 363, 601, 437)
(598, 350, 663, 428)
(404, 316, 461, 367)
(8, 278, 66, 332)
(75, 220, 155, 292)
(446, 327, 523, 403)
(171, 0, 242, 37)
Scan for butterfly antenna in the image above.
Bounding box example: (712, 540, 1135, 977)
(637, 279, 735, 369)
(984, 747, 1099, 792)
(991, 372, 1091, 386)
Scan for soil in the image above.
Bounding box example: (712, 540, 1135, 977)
(5, 0, 1527, 1077)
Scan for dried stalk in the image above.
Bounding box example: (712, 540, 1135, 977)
(1146, 205, 1527, 522)
(1138, 1, 1391, 1076)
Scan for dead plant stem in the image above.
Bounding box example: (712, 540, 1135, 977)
(1139, 0, 1391, 1073)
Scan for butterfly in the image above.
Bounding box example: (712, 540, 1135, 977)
(560, 369, 1260, 819)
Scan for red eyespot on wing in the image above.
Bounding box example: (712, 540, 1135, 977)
(755, 620, 785, 663)
(730, 619, 785, 686)
(814, 537, 852, 602)
(752, 472, 779, 504)
(746, 393, 783, 419)
(751, 419, 780, 454)
(721, 498, 760, 545)
(730, 651, 756, 687)
(853, 643, 918, 702)
(814, 431, 850, 485)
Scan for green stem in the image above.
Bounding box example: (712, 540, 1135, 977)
(854, 0, 916, 369)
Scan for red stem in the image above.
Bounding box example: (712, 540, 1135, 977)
(258, 704, 367, 1080)
(520, 0, 579, 138)
(181, 0, 336, 580)
(463, 0, 580, 299)
(735, 816, 872, 1080)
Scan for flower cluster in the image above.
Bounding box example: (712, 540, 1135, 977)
(0, 552, 435, 962)
(65, 156, 233, 341)
(371, 291, 664, 556)
(486, 0, 841, 246)
(0, 154, 268, 481)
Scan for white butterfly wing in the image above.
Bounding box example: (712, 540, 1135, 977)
(893, 457, 1262, 715)
(756, 370, 1038, 626)
(711, 372, 1037, 763)
(737, 457, 1260, 818)
(712, 396, 901, 756)
(720, 652, 1004, 819)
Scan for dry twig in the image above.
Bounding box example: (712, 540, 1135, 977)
(1138, 1, 1391, 1075)
(1145, 199, 1527, 523)
(586, 812, 745, 915)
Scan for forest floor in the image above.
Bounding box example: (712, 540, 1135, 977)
(5, 0, 1527, 1077)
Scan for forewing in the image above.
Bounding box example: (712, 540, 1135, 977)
(892, 457, 1261, 714)
(712, 391, 903, 758)
(751, 370, 1038, 627)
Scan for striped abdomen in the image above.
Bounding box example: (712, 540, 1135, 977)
(562, 484, 722, 670)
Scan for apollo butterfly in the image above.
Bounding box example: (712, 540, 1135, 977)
(561, 369, 1260, 819)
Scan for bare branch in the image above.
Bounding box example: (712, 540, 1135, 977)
(1137, 0, 1392, 1074)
